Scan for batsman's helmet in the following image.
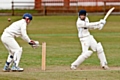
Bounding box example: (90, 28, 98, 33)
(23, 13, 32, 20)
(79, 10, 87, 16)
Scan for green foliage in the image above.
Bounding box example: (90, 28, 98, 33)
(0, 15, 120, 80)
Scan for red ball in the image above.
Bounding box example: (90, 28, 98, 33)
(8, 18, 11, 22)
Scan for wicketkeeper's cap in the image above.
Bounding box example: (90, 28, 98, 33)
(23, 13, 32, 20)
(79, 10, 87, 16)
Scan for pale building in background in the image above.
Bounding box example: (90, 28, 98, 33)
(0, 0, 34, 9)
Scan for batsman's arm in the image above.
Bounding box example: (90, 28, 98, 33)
(86, 22, 100, 27)
(77, 21, 102, 29)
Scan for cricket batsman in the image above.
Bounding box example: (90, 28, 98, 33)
(1, 13, 39, 72)
(71, 10, 109, 70)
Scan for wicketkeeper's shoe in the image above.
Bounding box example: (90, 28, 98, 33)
(71, 65, 77, 70)
(3, 66, 11, 72)
(11, 66, 24, 72)
(102, 65, 109, 70)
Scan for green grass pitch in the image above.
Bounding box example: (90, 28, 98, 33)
(0, 15, 120, 80)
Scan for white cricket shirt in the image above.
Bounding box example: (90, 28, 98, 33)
(76, 17, 90, 38)
(76, 17, 100, 38)
(3, 19, 31, 42)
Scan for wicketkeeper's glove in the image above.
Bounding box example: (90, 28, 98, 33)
(29, 40, 39, 49)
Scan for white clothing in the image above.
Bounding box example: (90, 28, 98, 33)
(1, 19, 31, 67)
(3, 19, 31, 42)
(71, 17, 108, 68)
(80, 35, 98, 52)
(1, 35, 20, 54)
(76, 17, 101, 38)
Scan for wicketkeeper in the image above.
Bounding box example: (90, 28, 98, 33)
(1, 13, 39, 72)
(71, 10, 109, 70)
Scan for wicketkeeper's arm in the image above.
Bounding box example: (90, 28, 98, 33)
(21, 24, 31, 42)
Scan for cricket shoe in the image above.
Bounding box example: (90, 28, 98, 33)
(71, 65, 77, 70)
(3, 66, 11, 72)
(11, 66, 24, 72)
(102, 65, 109, 70)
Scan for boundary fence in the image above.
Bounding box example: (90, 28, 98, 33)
(6, 0, 120, 16)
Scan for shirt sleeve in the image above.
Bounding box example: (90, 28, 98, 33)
(20, 23, 31, 43)
(77, 17, 101, 29)
(86, 22, 100, 27)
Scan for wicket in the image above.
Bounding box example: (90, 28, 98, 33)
(41, 42, 46, 70)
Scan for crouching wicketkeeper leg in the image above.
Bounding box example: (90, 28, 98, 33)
(11, 47, 24, 71)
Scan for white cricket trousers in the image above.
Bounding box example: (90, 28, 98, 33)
(80, 35, 98, 52)
(1, 32, 22, 67)
(71, 35, 107, 67)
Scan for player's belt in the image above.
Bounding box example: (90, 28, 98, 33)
(84, 27, 87, 29)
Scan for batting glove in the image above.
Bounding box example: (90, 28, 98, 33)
(99, 19, 106, 24)
(98, 24, 104, 30)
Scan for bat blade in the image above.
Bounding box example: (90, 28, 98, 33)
(104, 7, 115, 20)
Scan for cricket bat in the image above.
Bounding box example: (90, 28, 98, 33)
(104, 7, 115, 20)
